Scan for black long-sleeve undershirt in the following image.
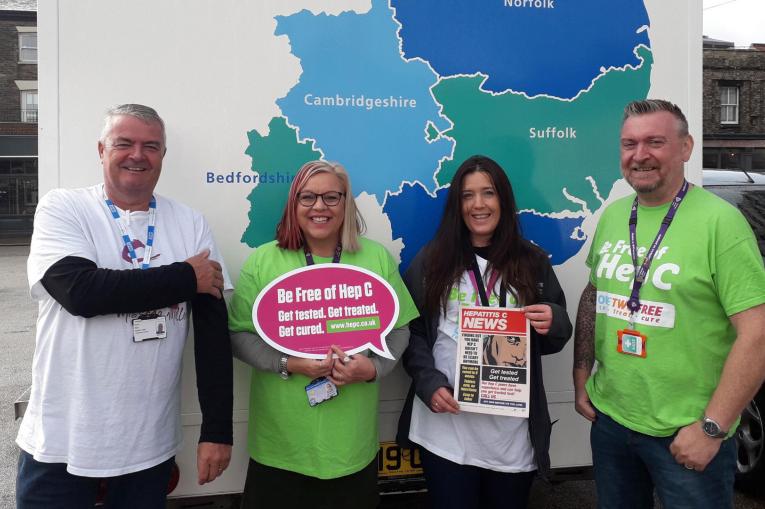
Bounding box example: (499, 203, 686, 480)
(41, 256, 197, 317)
(40, 256, 233, 445)
(192, 292, 233, 444)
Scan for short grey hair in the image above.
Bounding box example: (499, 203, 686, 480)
(622, 99, 689, 137)
(100, 104, 166, 145)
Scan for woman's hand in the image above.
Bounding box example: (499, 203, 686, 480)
(430, 386, 459, 414)
(523, 304, 553, 335)
(328, 345, 376, 386)
(287, 348, 334, 379)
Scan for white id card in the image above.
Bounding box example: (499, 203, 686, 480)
(133, 316, 167, 342)
(305, 377, 339, 407)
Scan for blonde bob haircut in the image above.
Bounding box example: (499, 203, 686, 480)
(275, 160, 366, 253)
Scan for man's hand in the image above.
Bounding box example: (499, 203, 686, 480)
(287, 349, 334, 379)
(430, 386, 460, 414)
(574, 381, 597, 422)
(186, 249, 224, 299)
(669, 422, 723, 471)
(197, 442, 232, 485)
(328, 345, 376, 386)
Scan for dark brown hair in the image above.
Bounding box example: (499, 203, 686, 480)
(423, 155, 546, 315)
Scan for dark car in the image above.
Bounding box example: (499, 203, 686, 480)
(703, 169, 765, 492)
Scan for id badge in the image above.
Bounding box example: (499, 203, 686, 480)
(305, 377, 339, 407)
(617, 329, 647, 358)
(133, 315, 167, 342)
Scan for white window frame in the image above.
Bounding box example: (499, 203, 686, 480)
(17, 28, 37, 63)
(20, 90, 38, 123)
(720, 86, 739, 125)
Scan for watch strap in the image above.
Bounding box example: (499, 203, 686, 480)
(279, 355, 290, 380)
(701, 415, 727, 438)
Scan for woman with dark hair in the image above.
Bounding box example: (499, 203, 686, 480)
(397, 155, 572, 508)
(228, 160, 418, 509)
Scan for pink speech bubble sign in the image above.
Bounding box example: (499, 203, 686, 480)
(252, 263, 400, 359)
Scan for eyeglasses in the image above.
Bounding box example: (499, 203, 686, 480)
(297, 191, 345, 207)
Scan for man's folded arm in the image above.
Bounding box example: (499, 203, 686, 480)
(40, 255, 197, 317)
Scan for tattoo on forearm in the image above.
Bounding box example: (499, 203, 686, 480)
(574, 283, 596, 371)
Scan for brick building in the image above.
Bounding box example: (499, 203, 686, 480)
(703, 36, 765, 173)
(0, 0, 36, 240)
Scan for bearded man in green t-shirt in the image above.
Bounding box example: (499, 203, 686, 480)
(573, 99, 765, 509)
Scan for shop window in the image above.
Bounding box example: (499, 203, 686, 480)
(703, 148, 720, 169)
(720, 148, 743, 169)
(752, 149, 765, 171)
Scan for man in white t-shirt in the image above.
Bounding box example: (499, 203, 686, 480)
(17, 104, 234, 509)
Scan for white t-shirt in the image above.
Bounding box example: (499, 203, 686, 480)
(408, 255, 536, 472)
(18, 184, 231, 477)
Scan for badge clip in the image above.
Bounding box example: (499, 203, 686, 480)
(617, 329, 647, 358)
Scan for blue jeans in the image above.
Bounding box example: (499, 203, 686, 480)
(591, 409, 736, 509)
(420, 447, 536, 509)
(16, 449, 174, 509)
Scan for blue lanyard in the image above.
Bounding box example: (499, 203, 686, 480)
(105, 196, 157, 270)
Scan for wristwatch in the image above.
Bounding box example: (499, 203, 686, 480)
(701, 416, 727, 438)
(279, 355, 290, 380)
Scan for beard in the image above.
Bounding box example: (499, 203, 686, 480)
(623, 168, 663, 194)
(627, 177, 661, 194)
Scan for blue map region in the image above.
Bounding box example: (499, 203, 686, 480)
(275, 0, 453, 200)
(390, 0, 650, 98)
(383, 183, 448, 271)
(385, 183, 586, 271)
(518, 213, 586, 265)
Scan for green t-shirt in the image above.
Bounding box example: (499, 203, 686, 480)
(228, 238, 419, 478)
(585, 186, 765, 436)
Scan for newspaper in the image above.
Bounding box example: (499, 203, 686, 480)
(454, 305, 530, 417)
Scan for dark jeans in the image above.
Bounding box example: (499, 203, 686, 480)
(420, 447, 536, 509)
(591, 409, 736, 509)
(240, 457, 379, 509)
(16, 449, 174, 509)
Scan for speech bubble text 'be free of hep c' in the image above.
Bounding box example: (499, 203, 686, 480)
(252, 264, 400, 359)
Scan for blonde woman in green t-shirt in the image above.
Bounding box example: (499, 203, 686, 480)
(228, 160, 418, 509)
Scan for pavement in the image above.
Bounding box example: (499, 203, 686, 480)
(0, 244, 763, 509)
(0, 245, 36, 509)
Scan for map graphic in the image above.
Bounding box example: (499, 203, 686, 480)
(241, 0, 652, 271)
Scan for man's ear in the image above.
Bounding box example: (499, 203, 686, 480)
(682, 134, 694, 163)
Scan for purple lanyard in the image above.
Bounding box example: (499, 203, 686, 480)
(467, 259, 506, 307)
(303, 243, 342, 266)
(627, 180, 689, 315)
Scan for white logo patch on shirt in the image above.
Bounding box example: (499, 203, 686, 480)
(596, 291, 675, 328)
